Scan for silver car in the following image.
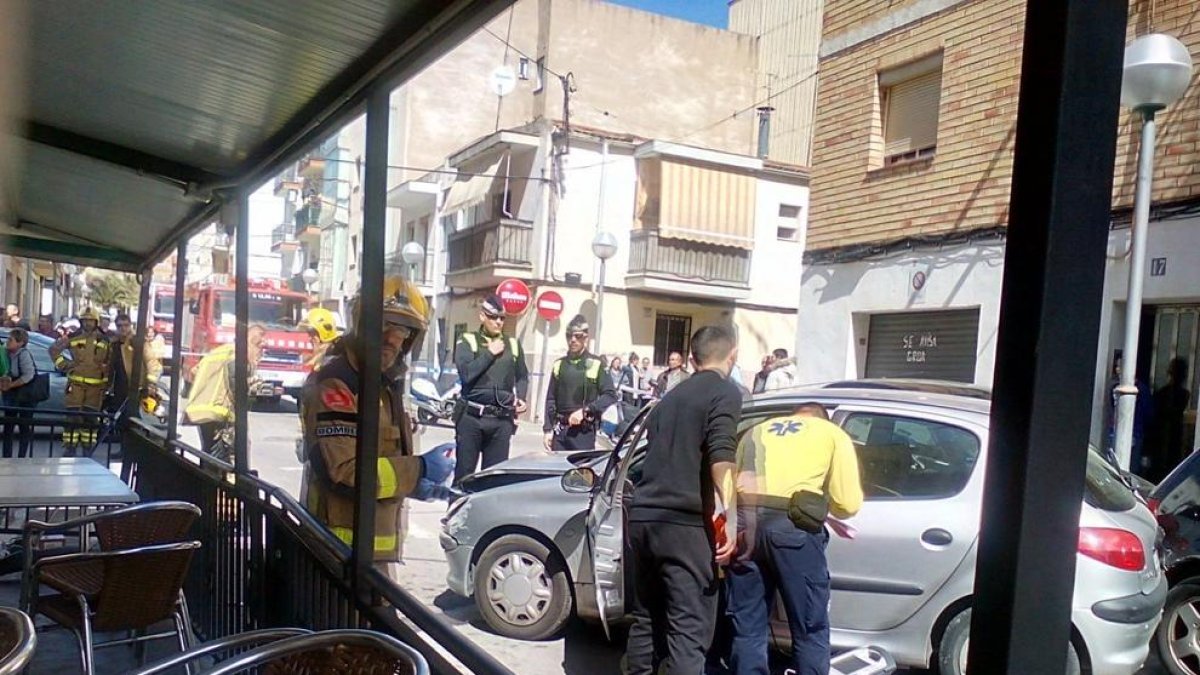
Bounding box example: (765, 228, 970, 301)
(440, 382, 1165, 674)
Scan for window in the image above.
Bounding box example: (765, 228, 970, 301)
(653, 313, 691, 366)
(518, 57, 531, 81)
(778, 204, 801, 241)
(533, 56, 546, 93)
(879, 53, 943, 166)
(842, 412, 980, 499)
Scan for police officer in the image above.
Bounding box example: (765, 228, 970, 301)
(725, 403, 863, 674)
(453, 294, 529, 485)
(49, 307, 111, 455)
(542, 315, 617, 452)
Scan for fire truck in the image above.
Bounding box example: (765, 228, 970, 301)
(179, 276, 313, 406)
(150, 284, 176, 362)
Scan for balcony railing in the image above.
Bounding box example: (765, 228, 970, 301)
(386, 250, 435, 285)
(270, 222, 297, 248)
(628, 229, 751, 286)
(446, 218, 534, 275)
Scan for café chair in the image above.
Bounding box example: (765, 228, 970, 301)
(0, 607, 36, 675)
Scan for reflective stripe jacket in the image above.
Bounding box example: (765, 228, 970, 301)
(50, 329, 111, 384)
(301, 352, 423, 562)
(543, 352, 617, 432)
(183, 344, 236, 424)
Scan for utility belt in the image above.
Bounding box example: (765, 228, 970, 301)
(455, 399, 514, 420)
(742, 491, 829, 534)
(553, 409, 598, 436)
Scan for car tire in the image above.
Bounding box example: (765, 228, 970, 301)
(474, 534, 573, 641)
(938, 608, 1080, 675)
(1158, 581, 1200, 675)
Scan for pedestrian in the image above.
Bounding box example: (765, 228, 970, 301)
(99, 314, 113, 337)
(36, 315, 58, 339)
(1, 329, 39, 458)
(108, 313, 163, 413)
(1151, 357, 1192, 475)
(608, 355, 624, 385)
(620, 351, 642, 404)
(640, 357, 655, 398)
(452, 294, 530, 485)
(542, 315, 617, 452)
(182, 325, 265, 460)
(725, 402, 862, 674)
(49, 307, 111, 456)
(624, 326, 742, 675)
(752, 354, 774, 394)
(763, 348, 798, 391)
(655, 351, 690, 397)
(301, 277, 456, 572)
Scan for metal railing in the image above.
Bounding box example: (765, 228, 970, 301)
(628, 229, 751, 286)
(120, 426, 512, 675)
(270, 223, 297, 248)
(446, 218, 533, 274)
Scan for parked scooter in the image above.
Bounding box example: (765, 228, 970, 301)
(410, 376, 460, 426)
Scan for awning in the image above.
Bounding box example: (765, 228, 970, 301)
(442, 157, 504, 215)
(638, 158, 757, 250)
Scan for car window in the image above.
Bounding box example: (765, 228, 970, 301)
(1083, 449, 1136, 512)
(842, 412, 980, 500)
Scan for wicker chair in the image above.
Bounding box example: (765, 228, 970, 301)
(20, 500, 201, 612)
(196, 630, 430, 675)
(129, 628, 313, 675)
(0, 607, 36, 675)
(30, 541, 201, 675)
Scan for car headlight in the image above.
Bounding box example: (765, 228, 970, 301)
(442, 495, 471, 535)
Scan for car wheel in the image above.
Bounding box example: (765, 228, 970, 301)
(1158, 581, 1200, 675)
(938, 608, 1080, 675)
(474, 534, 573, 641)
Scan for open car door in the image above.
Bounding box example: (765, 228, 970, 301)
(587, 401, 655, 639)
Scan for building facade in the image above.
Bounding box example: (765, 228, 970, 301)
(800, 0, 1200, 449)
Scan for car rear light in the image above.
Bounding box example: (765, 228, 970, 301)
(1078, 527, 1145, 571)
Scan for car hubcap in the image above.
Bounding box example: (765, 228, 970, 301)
(1168, 598, 1200, 673)
(958, 637, 969, 673)
(486, 551, 553, 626)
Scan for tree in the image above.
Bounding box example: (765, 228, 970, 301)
(84, 269, 140, 313)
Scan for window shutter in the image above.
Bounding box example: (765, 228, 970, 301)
(884, 70, 942, 157)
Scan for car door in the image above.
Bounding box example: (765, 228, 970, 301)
(587, 402, 654, 639)
(823, 405, 986, 632)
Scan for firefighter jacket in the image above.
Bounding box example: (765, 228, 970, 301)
(50, 329, 112, 386)
(301, 351, 423, 562)
(183, 344, 236, 425)
(112, 335, 163, 387)
(543, 352, 618, 432)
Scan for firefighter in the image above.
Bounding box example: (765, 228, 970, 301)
(108, 313, 163, 413)
(453, 294, 530, 485)
(542, 314, 618, 452)
(303, 307, 342, 373)
(182, 325, 265, 460)
(50, 307, 112, 455)
(301, 277, 456, 568)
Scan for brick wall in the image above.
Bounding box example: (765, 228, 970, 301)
(809, 0, 1025, 250)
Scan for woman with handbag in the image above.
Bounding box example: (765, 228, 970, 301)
(2, 329, 41, 458)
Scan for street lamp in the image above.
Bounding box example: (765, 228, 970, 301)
(591, 231, 619, 355)
(301, 267, 319, 299)
(401, 241, 425, 283)
(1113, 33, 1193, 471)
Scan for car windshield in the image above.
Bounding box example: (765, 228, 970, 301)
(154, 293, 174, 317)
(215, 291, 306, 329)
(1084, 448, 1137, 512)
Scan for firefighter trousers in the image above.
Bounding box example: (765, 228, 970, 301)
(63, 381, 106, 454)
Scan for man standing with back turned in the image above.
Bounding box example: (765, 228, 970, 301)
(453, 294, 530, 485)
(625, 326, 742, 674)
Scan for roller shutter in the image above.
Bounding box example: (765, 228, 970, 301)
(865, 309, 980, 383)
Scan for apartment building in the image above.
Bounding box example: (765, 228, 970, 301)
(800, 0, 1200, 447)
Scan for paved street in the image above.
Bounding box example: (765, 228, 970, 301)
(215, 401, 1167, 675)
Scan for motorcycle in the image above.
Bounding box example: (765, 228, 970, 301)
(410, 376, 460, 426)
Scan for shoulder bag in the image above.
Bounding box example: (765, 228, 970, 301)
(9, 348, 50, 405)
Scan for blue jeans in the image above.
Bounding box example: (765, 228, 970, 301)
(725, 512, 830, 675)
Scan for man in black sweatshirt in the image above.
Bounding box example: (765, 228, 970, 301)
(624, 325, 742, 675)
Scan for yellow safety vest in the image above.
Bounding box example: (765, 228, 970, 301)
(184, 344, 235, 424)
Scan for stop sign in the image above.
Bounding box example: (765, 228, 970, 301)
(495, 279, 532, 315)
(536, 291, 564, 322)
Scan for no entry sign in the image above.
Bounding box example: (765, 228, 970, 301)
(536, 291, 564, 322)
(496, 279, 532, 315)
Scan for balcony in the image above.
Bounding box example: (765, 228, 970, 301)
(626, 229, 751, 300)
(292, 203, 323, 243)
(386, 250, 435, 287)
(445, 218, 534, 289)
(270, 223, 299, 251)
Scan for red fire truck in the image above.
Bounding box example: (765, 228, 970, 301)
(151, 284, 176, 362)
(179, 276, 313, 406)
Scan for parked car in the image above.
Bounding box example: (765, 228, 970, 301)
(0, 328, 68, 411)
(441, 381, 1165, 675)
(1149, 448, 1200, 675)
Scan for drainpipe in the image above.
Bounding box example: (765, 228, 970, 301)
(757, 106, 774, 159)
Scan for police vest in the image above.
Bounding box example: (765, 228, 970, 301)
(551, 355, 603, 413)
(459, 332, 522, 405)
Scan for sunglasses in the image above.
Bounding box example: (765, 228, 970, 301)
(483, 312, 504, 321)
(569, 332, 589, 340)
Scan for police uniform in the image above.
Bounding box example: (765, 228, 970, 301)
(50, 317, 111, 453)
(453, 296, 529, 485)
(542, 318, 617, 451)
(725, 413, 864, 674)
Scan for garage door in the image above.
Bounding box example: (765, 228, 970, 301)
(865, 308, 980, 382)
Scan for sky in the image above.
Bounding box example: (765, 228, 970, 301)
(605, 0, 728, 29)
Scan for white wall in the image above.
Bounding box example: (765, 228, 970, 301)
(247, 183, 283, 280)
(797, 242, 1007, 386)
(749, 176, 806, 310)
(554, 142, 639, 285)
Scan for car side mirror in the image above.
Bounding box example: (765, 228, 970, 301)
(562, 467, 597, 494)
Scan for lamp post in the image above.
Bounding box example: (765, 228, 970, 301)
(1113, 34, 1193, 471)
(591, 231, 619, 355)
(301, 267, 319, 301)
(401, 241, 425, 283)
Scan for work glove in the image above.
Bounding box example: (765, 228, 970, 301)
(413, 479, 463, 502)
(420, 442, 456, 485)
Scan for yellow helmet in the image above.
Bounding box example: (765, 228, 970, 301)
(349, 276, 429, 353)
(305, 308, 340, 344)
(79, 307, 100, 322)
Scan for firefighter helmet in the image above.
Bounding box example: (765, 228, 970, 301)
(349, 276, 429, 355)
(305, 308, 340, 344)
(79, 307, 101, 322)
